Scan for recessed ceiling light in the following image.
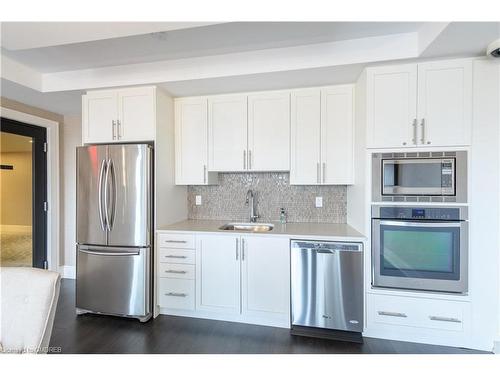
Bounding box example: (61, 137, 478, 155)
(29, 140, 33, 143)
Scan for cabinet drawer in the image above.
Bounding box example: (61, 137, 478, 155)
(367, 293, 467, 332)
(158, 278, 195, 310)
(158, 248, 195, 264)
(158, 233, 195, 249)
(158, 263, 195, 279)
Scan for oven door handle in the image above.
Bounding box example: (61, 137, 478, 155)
(378, 220, 463, 228)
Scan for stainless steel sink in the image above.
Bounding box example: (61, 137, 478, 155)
(219, 222, 274, 232)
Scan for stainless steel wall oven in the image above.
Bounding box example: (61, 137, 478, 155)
(371, 206, 468, 294)
(372, 151, 467, 203)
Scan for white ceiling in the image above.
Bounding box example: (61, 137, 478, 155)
(1, 21, 499, 116)
(1, 22, 424, 73)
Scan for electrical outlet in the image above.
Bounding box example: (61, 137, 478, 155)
(195, 195, 202, 206)
(315, 196, 323, 208)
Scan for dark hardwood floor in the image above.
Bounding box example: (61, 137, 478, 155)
(49, 279, 486, 354)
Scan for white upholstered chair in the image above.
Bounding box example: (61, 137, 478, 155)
(0, 267, 61, 353)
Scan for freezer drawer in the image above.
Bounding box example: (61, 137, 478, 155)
(76, 245, 151, 318)
(291, 240, 363, 332)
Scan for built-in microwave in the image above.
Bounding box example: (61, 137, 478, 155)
(372, 151, 467, 203)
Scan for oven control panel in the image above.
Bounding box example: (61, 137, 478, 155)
(377, 206, 463, 220)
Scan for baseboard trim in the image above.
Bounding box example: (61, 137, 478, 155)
(59, 265, 76, 279)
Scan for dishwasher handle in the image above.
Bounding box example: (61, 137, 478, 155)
(291, 240, 363, 252)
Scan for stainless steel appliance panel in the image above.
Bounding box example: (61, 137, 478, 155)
(76, 146, 108, 246)
(291, 241, 363, 332)
(106, 144, 152, 247)
(76, 245, 150, 317)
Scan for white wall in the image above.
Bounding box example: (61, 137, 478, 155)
(59, 115, 81, 273)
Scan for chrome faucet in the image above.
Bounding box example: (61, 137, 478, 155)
(245, 189, 259, 223)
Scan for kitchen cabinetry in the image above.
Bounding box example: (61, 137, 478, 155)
(196, 234, 241, 314)
(208, 95, 248, 172)
(366, 59, 472, 148)
(241, 236, 290, 322)
(290, 85, 354, 185)
(175, 97, 217, 185)
(196, 234, 290, 324)
(82, 86, 156, 144)
(247, 92, 290, 171)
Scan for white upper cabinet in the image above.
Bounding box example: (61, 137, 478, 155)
(208, 95, 248, 172)
(241, 236, 290, 324)
(290, 85, 354, 185)
(248, 92, 290, 171)
(366, 59, 472, 148)
(82, 91, 118, 144)
(82, 86, 157, 144)
(321, 85, 354, 184)
(117, 87, 156, 142)
(175, 97, 217, 185)
(366, 64, 417, 148)
(290, 89, 321, 185)
(196, 234, 241, 315)
(417, 60, 472, 147)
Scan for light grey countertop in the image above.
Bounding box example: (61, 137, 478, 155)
(157, 219, 365, 242)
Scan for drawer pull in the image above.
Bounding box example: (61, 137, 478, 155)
(164, 240, 187, 243)
(164, 255, 187, 259)
(429, 315, 461, 323)
(378, 311, 407, 318)
(165, 292, 187, 297)
(164, 270, 187, 274)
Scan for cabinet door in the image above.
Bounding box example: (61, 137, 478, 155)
(417, 59, 472, 147)
(117, 87, 156, 141)
(290, 89, 321, 185)
(175, 98, 209, 185)
(241, 236, 290, 324)
(366, 64, 417, 148)
(320, 85, 354, 184)
(248, 92, 290, 171)
(82, 92, 118, 144)
(196, 234, 241, 314)
(208, 95, 248, 171)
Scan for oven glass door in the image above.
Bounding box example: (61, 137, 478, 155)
(382, 158, 454, 196)
(373, 220, 467, 293)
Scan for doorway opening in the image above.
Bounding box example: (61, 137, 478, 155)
(1, 117, 47, 268)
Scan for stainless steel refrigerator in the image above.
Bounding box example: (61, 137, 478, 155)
(76, 144, 153, 322)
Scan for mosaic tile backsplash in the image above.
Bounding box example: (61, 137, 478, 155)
(188, 173, 347, 223)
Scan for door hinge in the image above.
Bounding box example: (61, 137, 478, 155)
(43, 201, 48, 212)
(43, 142, 47, 152)
(43, 260, 48, 270)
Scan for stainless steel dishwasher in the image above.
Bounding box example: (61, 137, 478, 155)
(291, 240, 363, 341)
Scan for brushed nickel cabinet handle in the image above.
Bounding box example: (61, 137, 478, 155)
(164, 255, 187, 259)
(164, 240, 187, 243)
(412, 118, 417, 145)
(112, 120, 116, 140)
(235, 238, 239, 260)
(164, 270, 187, 274)
(420, 118, 425, 144)
(165, 292, 187, 297)
(317, 162, 320, 184)
(203, 165, 207, 184)
(242, 238, 245, 261)
(378, 311, 407, 318)
(248, 150, 252, 169)
(243, 150, 246, 170)
(429, 315, 461, 323)
(322, 162, 326, 183)
(117, 120, 122, 139)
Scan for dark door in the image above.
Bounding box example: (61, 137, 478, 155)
(1, 117, 47, 269)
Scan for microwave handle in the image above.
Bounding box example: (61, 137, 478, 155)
(378, 220, 462, 228)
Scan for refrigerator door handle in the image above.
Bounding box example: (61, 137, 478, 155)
(98, 159, 107, 231)
(79, 249, 140, 256)
(104, 159, 111, 231)
(108, 158, 116, 231)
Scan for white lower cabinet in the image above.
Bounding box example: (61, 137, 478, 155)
(196, 234, 241, 314)
(241, 236, 290, 324)
(366, 293, 471, 347)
